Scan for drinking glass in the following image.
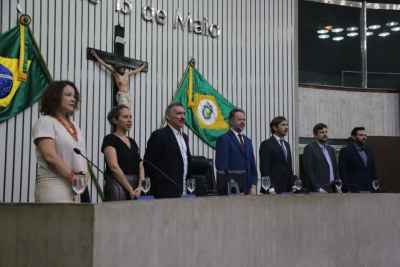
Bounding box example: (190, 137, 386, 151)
(294, 178, 302, 191)
(372, 180, 379, 191)
(141, 177, 151, 196)
(261, 176, 271, 192)
(335, 179, 343, 191)
(72, 175, 85, 203)
(187, 179, 196, 194)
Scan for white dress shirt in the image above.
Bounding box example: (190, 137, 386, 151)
(168, 124, 188, 195)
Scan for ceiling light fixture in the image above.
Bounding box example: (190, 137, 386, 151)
(378, 32, 390, 37)
(317, 29, 329, 34)
(368, 25, 381, 30)
(386, 22, 398, 27)
(318, 34, 330, 39)
(331, 28, 343, 33)
(333, 37, 344, 41)
(366, 32, 373, 36)
(391, 27, 400, 31)
(347, 27, 358, 31)
(347, 32, 358, 37)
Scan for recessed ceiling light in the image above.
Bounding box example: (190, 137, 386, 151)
(317, 29, 329, 34)
(379, 32, 390, 37)
(347, 27, 358, 31)
(391, 27, 400, 31)
(386, 22, 398, 26)
(366, 32, 373, 36)
(347, 32, 358, 37)
(368, 25, 381, 30)
(318, 34, 330, 39)
(331, 28, 343, 33)
(333, 37, 344, 41)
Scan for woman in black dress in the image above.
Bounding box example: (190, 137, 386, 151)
(101, 105, 144, 201)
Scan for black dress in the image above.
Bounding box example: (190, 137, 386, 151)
(101, 134, 141, 201)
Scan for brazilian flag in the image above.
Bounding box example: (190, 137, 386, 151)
(172, 59, 235, 148)
(0, 15, 52, 123)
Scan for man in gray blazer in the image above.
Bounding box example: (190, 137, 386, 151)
(303, 123, 340, 193)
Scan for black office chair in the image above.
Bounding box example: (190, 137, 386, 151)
(191, 156, 218, 196)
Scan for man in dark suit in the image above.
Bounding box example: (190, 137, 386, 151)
(303, 123, 340, 193)
(143, 103, 192, 198)
(259, 116, 294, 194)
(339, 127, 377, 193)
(215, 108, 258, 195)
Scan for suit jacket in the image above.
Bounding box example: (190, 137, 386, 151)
(303, 141, 339, 192)
(215, 130, 258, 194)
(143, 126, 192, 198)
(259, 136, 293, 194)
(339, 144, 377, 192)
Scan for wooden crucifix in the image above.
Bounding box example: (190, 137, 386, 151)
(87, 25, 148, 109)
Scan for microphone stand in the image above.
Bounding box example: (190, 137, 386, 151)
(73, 148, 120, 201)
(142, 159, 182, 197)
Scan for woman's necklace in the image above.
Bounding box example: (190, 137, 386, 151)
(54, 116, 78, 141)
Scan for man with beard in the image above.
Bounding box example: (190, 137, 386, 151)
(90, 49, 147, 109)
(303, 123, 340, 193)
(215, 108, 258, 195)
(339, 127, 377, 193)
(259, 116, 294, 194)
(143, 103, 192, 198)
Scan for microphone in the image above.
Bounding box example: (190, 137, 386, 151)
(73, 148, 121, 199)
(142, 159, 181, 196)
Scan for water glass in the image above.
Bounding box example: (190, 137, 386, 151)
(335, 179, 343, 190)
(372, 180, 379, 191)
(187, 178, 196, 194)
(261, 176, 271, 192)
(141, 177, 151, 195)
(294, 178, 302, 190)
(72, 175, 85, 203)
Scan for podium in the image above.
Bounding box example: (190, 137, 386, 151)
(1, 194, 400, 267)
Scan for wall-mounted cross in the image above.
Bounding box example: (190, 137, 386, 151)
(86, 25, 148, 109)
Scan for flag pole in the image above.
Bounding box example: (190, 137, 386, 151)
(160, 59, 196, 128)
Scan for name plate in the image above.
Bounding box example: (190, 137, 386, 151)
(309, 192, 321, 195)
(281, 192, 293, 195)
(136, 196, 155, 200)
(181, 194, 196, 198)
(359, 191, 371, 194)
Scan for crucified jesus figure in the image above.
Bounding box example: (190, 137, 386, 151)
(91, 49, 147, 109)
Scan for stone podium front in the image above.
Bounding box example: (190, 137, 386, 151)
(1, 194, 399, 267)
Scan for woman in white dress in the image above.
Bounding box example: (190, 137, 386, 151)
(32, 81, 88, 203)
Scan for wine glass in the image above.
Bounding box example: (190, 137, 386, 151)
(372, 180, 379, 191)
(261, 176, 271, 192)
(294, 178, 302, 191)
(335, 179, 343, 191)
(187, 179, 196, 194)
(72, 175, 85, 203)
(141, 177, 151, 196)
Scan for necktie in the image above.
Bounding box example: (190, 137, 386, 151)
(279, 139, 287, 162)
(359, 149, 367, 167)
(238, 134, 245, 151)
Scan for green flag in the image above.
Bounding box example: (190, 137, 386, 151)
(173, 59, 235, 148)
(0, 16, 52, 123)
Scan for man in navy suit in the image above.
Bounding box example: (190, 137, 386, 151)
(259, 116, 294, 194)
(143, 103, 192, 198)
(215, 108, 258, 195)
(339, 127, 377, 193)
(303, 123, 340, 193)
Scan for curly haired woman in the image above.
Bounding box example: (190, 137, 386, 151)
(32, 80, 88, 203)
